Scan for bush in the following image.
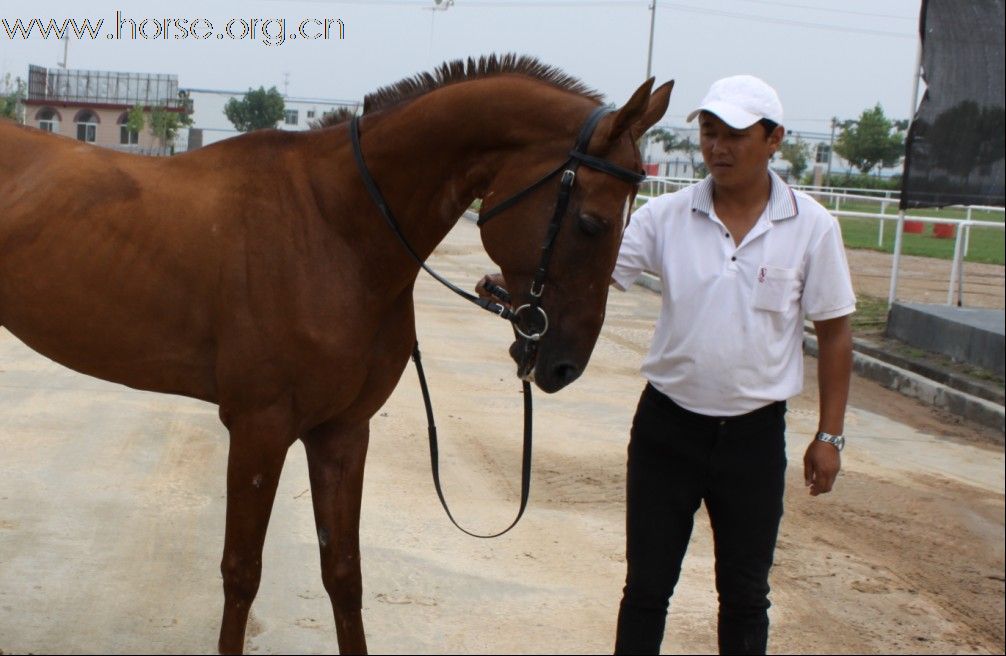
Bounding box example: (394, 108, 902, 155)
(826, 173, 902, 190)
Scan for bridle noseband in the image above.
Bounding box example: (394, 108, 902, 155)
(350, 105, 645, 537)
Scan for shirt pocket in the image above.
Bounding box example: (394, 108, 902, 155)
(753, 265, 800, 313)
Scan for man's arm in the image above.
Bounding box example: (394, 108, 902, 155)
(803, 314, 853, 496)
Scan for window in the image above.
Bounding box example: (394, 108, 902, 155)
(74, 110, 99, 143)
(120, 125, 139, 145)
(284, 109, 299, 125)
(118, 112, 139, 145)
(36, 107, 60, 133)
(815, 143, 831, 164)
(307, 109, 316, 119)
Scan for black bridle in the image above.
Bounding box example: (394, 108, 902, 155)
(349, 105, 645, 537)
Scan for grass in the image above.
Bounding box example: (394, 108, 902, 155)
(850, 294, 889, 336)
(826, 199, 1005, 265)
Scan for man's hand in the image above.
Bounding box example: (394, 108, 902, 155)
(803, 439, 840, 496)
(475, 273, 509, 304)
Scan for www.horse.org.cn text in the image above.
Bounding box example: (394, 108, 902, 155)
(1, 12, 346, 47)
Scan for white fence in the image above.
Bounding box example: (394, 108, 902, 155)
(638, 177, 1005, 308)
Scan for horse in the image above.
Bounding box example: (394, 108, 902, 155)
(0, 54, 671, 654)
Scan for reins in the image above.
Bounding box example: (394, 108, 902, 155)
(349, 106, 644, 538)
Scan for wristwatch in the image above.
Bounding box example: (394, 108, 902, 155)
(815, 431, 845, 452)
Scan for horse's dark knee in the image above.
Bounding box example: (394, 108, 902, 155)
(221, 553, 262, 605)
(321, 551, 363, 610)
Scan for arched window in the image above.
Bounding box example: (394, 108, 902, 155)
(35, 107, 61, 133)
(118, 111, 139, 146)
(74, 109, 99, 143)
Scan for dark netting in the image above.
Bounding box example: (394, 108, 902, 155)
(901, 0, 1005, 209)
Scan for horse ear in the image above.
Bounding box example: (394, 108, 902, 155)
(604, 78, 655, 142)
(630, 80, 674, 140)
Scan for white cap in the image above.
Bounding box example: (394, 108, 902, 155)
(686, 75, 784, 129)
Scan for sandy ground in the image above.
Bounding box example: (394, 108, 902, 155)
(1, 220, 1003, 655)
(846, 248, 1005, 309)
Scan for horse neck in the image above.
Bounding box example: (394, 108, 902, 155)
(310, 83, 596, 283)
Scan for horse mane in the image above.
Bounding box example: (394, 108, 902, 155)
(363, 54, 604, 115)
(308, 106, 358, 130)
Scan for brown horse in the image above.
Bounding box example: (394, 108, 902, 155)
(0, 55, 671, 654)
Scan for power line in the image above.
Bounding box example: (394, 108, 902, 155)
(730, 0, 916, 21)
(662, 2, 915, 38)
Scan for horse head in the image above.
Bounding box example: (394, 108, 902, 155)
(478, 79, 673, 393)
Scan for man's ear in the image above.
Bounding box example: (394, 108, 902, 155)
(768, 125, 785, 153)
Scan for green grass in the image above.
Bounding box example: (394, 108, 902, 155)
(830, 199, 1004, 265)
(850, 294, 889, 336)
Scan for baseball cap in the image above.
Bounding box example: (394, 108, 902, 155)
(686, 75, 784, 129)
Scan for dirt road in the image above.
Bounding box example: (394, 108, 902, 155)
(1, 220, 1003, 654)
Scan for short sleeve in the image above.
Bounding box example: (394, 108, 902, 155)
(803, 218, 856, 321)
(612, 199, 661, 291)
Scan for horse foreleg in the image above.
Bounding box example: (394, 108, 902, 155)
(217, 407, 296, 655)
(303, 421, 370, 655)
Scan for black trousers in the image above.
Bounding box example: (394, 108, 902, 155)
(614, 384, 787, 655)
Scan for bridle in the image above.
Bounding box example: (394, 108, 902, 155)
(349, 105, 645, 537)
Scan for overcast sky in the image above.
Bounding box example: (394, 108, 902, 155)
(1, 0, 924, 136)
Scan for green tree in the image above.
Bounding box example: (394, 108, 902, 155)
(647, 127, 681, 152)
(778, 135, 811, 181)
(126, 104, 146, 141)
(0, 73, 25, 121)
(645, 127, 704, 178)
(224, 86, 286, 132)
(833, 103, 906, 175)
(150, 106, 192, 154)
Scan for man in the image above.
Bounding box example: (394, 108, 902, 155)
(609, 75, 855, 654)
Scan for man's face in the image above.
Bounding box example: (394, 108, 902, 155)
(699, 111, 782, 188)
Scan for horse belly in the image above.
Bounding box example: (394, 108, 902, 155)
(0, 201, 218, 401)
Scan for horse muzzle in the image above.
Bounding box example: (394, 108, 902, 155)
(509, 339, 582, 393)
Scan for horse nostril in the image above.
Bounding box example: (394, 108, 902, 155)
(553, 362, 581, 386)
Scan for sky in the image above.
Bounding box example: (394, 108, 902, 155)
(1, 0, 924, 136)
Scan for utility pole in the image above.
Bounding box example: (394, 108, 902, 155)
(642, 1, 658, 174)
(826, 116, 837, 185)
(646, 0, 657, 80)
(426, 0, 455, 68)
(58, 34, 69, 69)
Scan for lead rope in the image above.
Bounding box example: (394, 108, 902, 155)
(412, 343, 533, 538)
(351, 116, 532, 537)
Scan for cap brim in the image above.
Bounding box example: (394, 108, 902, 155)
(686, 101, 761, 129)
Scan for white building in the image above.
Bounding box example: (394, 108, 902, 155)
(183, 88, 359, 149)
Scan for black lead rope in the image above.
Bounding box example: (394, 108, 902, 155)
(351, 115, 530, 538)
(412, 343, 534, 538)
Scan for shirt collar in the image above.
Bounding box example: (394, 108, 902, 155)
(690, 169, 798, 221)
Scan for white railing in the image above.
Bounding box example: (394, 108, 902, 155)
(638, 176, 1004, 308)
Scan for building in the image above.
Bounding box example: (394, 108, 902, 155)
(24, 64, 190, 154)
(183, 88, 359, 149)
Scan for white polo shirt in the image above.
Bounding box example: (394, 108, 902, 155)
(612, 170, 856, 416)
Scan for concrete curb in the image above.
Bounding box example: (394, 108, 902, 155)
(804, 334, 1005, 439)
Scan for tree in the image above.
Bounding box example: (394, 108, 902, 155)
(778, 135, 811, 181)
(150, 106, 192, 154)
(644, 127, 705, 178)
(833, 103, 905, 175)
(647, 127, 681, 152)
(125, 104, 146, 141)
(0, 73, 25, 121)
(224, 86, 286, 132)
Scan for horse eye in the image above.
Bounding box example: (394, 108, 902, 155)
(578, 214, 608, 237)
